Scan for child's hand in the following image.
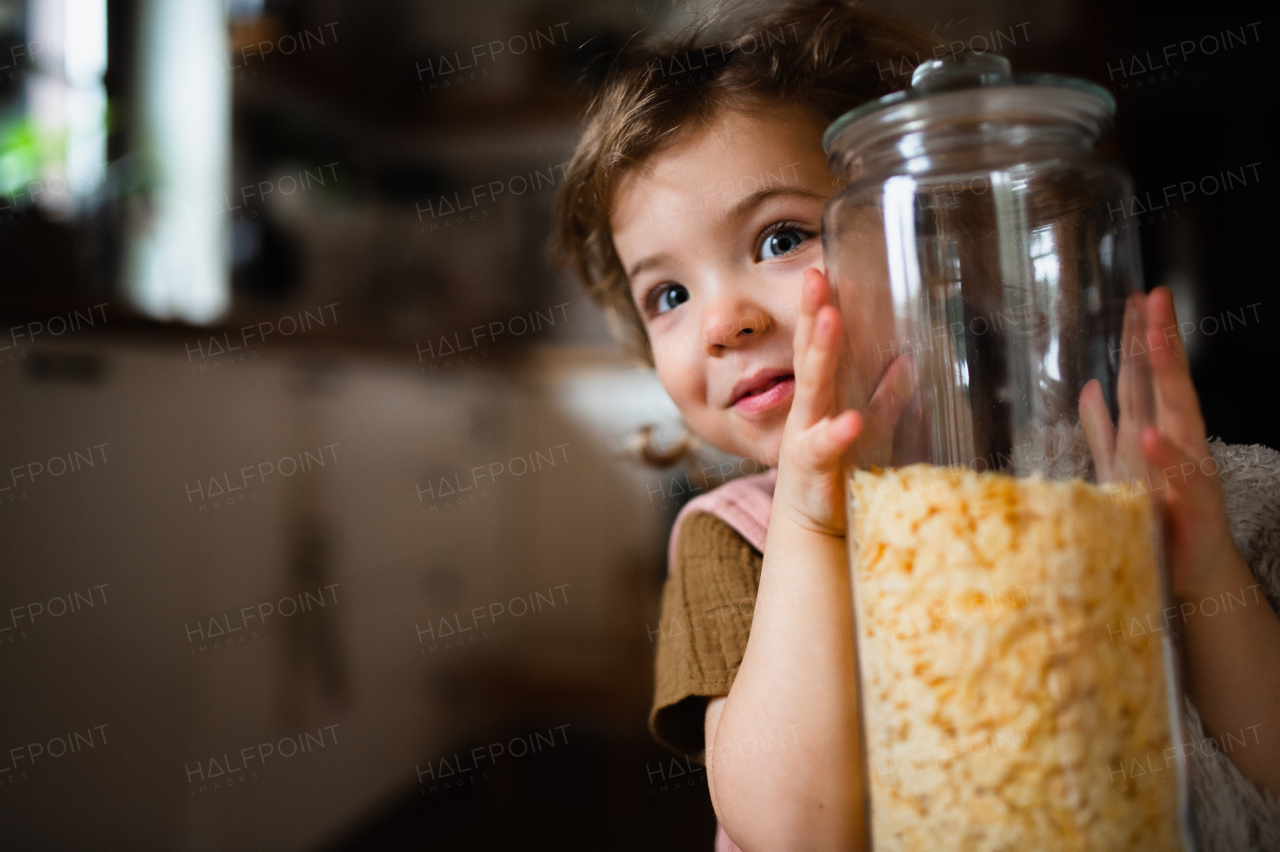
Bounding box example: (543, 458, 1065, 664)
(772, 268, 913, 537)
(1079, 286, 1242, 598)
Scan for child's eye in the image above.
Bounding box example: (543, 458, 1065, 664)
(757, 223, 813, 261)
(648, 283, 689, 315)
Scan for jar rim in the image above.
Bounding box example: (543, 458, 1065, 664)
(823, 73, 1116, 165)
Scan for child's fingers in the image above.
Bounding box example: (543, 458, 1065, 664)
(1140, 425, 1228, 559)
(1078, 378, 1116, 481)
(1140, 424, 1235, 596)
(1145, 286, 1189, 364)
(793, 268, 827, 362)
(790, 304, 842, 428)
(797, 410, 862, 470)
(1140, 425, 1220, 511)
(1116, 293, 1146, 430)
(1145, 287, 1209, 455)
(866, 354, 915, 431)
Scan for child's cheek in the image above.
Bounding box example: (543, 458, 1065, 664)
(653, 356, 699, 411)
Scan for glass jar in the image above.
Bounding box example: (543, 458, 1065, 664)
(822, 54, 1194, 851)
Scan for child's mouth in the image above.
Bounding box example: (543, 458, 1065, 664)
(732, 374, 795, 415)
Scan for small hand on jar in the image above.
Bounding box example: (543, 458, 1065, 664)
(1078, 286, 1242, 599)
(772, 268, 914, 537)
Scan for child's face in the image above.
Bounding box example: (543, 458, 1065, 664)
(611, 104, 837, 465)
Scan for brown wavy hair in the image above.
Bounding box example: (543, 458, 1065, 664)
(550, 0, 937, 364)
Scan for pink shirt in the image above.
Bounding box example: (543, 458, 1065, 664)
(666, 469, 776, 573)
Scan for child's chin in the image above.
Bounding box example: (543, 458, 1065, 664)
(742, 435, 782, 470)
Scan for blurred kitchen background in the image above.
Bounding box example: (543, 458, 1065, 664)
(0, 0, 1270, 849)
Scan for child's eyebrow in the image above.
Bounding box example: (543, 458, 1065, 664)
(627, 252, 674, 283)
(722, 187, 826, 226)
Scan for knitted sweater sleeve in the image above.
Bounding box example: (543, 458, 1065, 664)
(649, 512, 763, 760)
(1184, 441, 1280, 851)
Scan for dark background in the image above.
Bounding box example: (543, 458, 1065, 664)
(0, 0, 1270, 849)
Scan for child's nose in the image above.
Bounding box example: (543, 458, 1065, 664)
(702, 296, 773, 351)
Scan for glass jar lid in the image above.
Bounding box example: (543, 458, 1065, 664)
(823, 54, 1116, 174)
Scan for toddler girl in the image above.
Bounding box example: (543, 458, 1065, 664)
(552, 2, 1280, 849)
